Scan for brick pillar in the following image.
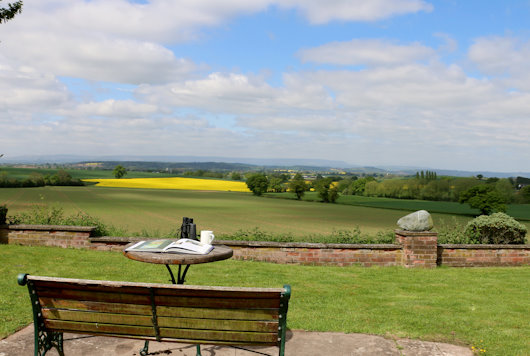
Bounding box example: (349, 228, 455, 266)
(395, 230, 438, 268)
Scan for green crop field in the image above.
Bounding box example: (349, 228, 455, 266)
(0, 185, 480, 237)
(268, 192, 530, 221)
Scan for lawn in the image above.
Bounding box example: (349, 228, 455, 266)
(2, 245, 528, 355)
(0, 186, 475, 236)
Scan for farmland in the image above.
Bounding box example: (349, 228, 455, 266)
(0, 185, 480, 237)
(83, 177, 250, 192)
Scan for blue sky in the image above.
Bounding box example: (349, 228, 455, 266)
(1, 0, 530, 172)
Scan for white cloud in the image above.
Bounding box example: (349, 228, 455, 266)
(468, 36, 530, 90)
(137, 72, 335, 114)
(279, 0, 433, 24)
(298, 39, 436, 66)
(0, 61, 70, 115)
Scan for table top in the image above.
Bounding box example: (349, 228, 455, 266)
(123, 243, 233, 265)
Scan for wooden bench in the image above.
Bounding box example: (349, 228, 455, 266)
(18, 274, 291, 356)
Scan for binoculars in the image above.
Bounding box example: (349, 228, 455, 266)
(180, 217, 197, 240)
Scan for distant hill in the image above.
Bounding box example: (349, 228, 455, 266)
(1, 154, 528, 178)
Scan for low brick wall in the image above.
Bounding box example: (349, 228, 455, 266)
(1, 225, 529, 267)
(222, 240, 402, 267)
(0, 224, 94, 248)
(438, 244, 530, 267)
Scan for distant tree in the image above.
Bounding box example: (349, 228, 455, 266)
(459, 185, 506, 215)
(315, 177, 339, 203)
(495, 179, 515, 203)
(113, 165, 127, 179)
(268, 176, 285, 193)
(246, 173, 268, 196)
(231, 172, 242, 181)
(476, 174, 483, 180)
(289, 173, 308, 200)
(518, 185, 530, 203)
(0, 1, 23, 24)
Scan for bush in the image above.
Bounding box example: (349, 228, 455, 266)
(0, 205, 7, 224)
(436, 217, 473, 244)
(7, 205, 121, 237)
(464, 213, 527, 244)
(219, 227, 394, 244)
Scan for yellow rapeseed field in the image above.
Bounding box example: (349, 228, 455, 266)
(83, 177, 250, 192)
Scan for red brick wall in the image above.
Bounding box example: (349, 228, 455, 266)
(395, 230, 438, 268)
(438, 245, 530, 267)
(0, 225, 94, 249)
(1, 225, 529, 267)
(225, 241, 401, 267)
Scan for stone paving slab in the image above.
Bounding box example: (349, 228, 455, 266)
(0, 325, 473, 356)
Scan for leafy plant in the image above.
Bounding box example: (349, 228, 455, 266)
(219, 227, 394, 244)
(0, 204, 7, 224)
(7, 205, 122, 237)
(436, 217, 473, 244)
(464, 213, 527, 244)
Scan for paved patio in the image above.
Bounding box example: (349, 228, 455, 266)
(0, 324, 472, 356)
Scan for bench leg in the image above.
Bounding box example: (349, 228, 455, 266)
(140, 340, 149, 356)
(196, 344, 201, 356)
(35, 328, 63, 356)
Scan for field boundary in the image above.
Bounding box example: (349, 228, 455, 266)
(1, 225, 528, 267)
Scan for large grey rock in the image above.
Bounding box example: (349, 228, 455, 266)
(397, 210, 433, 231)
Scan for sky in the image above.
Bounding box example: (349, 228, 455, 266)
(1, 0, 530, 172)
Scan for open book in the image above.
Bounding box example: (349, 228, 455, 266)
(125, 239, 214, 255)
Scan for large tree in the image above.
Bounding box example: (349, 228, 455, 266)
(459, 185, 506, 215)
(245, 173, 268, 196)
(315, 177, 339, 203)
(0, 1, 23, 24)
(113, 165, 127, 179)
(288, 173, 308, 200)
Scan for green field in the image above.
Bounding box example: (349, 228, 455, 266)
(0, 185, 479, 236)
(268, 192, 530, 220)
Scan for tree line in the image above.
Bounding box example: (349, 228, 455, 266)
(0, 170, 83, 188)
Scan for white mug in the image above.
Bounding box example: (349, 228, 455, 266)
(200, 230, 215, 245)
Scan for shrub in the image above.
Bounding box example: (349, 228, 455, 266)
(0, 205, 7, 225)
(7, 205, 121, 237)
(436, 217, 473, 244)
(464, 213, 527, 244)
(219, 227, 394, 244)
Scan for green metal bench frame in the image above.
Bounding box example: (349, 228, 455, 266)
(18, 274, 291, 356)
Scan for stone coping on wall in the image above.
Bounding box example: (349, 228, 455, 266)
(6, 224, 96, 232)
(87, 236, 402, 250)
(395, 229, 438, 236)
(439, 244, 530, 249)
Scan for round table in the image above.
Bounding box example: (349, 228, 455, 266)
(123, 243, 233, 284)
(123, 243, 233, 356)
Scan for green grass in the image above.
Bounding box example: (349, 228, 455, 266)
(2, 245, 528, 355)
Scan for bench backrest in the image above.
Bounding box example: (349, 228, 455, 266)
(18, 274, 290, 353)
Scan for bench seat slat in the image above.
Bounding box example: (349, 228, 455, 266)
(45, 320, 155, 337)
(157, 306, 279, 321)
(159, 327, 278, 344)
(39, 298, 152, 316)
(39, 298, 279, 320)
(32, 278, 283, 298)
(42, 309, 278, 332)
(42, 309, 154, 327)
(37, 289, 280, 309)
(44, 320, 279, 344)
